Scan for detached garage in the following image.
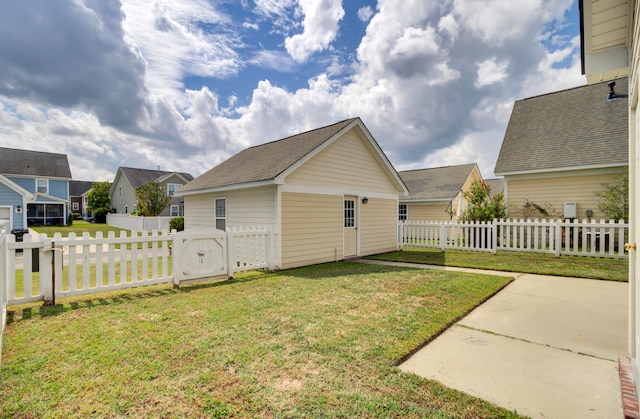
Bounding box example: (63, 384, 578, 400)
(178, 118, 408, 269)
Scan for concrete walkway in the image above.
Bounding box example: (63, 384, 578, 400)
(355, 259, 627, 419)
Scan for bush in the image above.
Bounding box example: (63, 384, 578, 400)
(169, 216, 184, 232)
(93, 208, 109, 224)
(71, 212, 82, 220)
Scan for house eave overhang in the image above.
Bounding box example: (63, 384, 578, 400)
(495, 162, 628, 177)
(176, 179, 276, 196)
(0, 174, 34, 200)
(400, 198, 451, 204)
(32, 193, 68, 203)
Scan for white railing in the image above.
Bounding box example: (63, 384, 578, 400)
(227, 226, 279, 275)
(6, 230, 175, 306)
(399, 219, 629, 258)
(107, 213, 174, 232)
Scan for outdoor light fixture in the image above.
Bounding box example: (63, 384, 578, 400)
(362, 197, 369, 204)
(15, 205, 22, 213)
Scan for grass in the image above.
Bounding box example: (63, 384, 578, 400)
(0, 262, 521, 418)
(30, 220, 127, 238)
(366, 249, 628, 281)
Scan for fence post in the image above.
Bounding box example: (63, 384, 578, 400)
(40, 238, 54, 305)
(492, 219, 497, 254)
(554, 219, 562, 257)
(440, 223, 446, 251)
(226, 230, 235, 279)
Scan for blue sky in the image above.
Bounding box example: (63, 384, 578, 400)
(0, 0, 585, 181)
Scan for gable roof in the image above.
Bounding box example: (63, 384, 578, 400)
(399, 164, 478, 201)
(495, 78, 628, 175)
(0, 147, 72, 179)
(180, 117, 406, 194)
(484, 178, 504, 195)
(69, 180, 94, 196)
(117, 167, 194, 189)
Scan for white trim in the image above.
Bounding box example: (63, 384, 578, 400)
(176, 179, 276, 196)
(169, 204, 180, 217)
(0, 205, 13, 232)
(5, 174, 71, 181)
(167, 183, 181, 197)
(400, 198, 451, 203)
(0, 174, 34, 199)
(214, 197, 227, 231)
(36, 178, 49, 194)
(155, 172, 191, 184)
(495, 163, 628, 177)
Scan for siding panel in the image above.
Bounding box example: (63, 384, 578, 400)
(360, 198, 398, 256)
(407, 203, 451, 221)
(285, 129, 398, 194)
(281, 192, 343, 269)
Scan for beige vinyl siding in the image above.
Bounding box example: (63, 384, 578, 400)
(281, 192, 343, 269)
(406, 202, 451, 221)
(183, 186, 276, 230)
(506, 172, 624, 220)
(360, 198, 398, 256)
(226, 187, 276, 227)
(591, 0, 628, 51)
(285, 128, 399, 194)
(184, 193, 215, 229)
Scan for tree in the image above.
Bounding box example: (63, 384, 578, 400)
(136, 182, 171, 216)
(461, 180, 507, 222)
(86, 181, 111, 223)
(596, 173, 628, 221)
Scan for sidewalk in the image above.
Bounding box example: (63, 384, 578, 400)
(356, 259, 627, 418)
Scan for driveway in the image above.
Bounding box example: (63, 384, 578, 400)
(356, 260, 627, 418)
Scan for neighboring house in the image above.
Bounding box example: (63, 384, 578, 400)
(0, 147, 72, 231)
(69, 180, 93, 217)
(580, 0, 639, 401)
(494, 78, 628, 219)
(178, 117, 408, 270)
(110, 167, 194, 217)
(398, 163, 482, 221)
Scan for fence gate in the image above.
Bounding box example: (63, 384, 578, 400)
(173, 228, 228, 285)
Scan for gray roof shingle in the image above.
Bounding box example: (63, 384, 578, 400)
(69, 180, 94, 196)
(180, 118, 358, 192)
(399, 164, 477, 200)
(0, 147, 72, 178)
(119, 167, 194, 189)
(495, 78, 628, 174)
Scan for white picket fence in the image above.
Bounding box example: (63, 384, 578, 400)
(399, 219, 629, 258)
(107, 213, 174, 232)
(0, 222, 8, 358)
(3, 226, 279, 308)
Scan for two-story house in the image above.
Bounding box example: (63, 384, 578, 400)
(69, 180, 94, 218)
(110, 167, 194, 217)
(0, 147, 72, 232)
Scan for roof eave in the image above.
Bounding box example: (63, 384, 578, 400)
(495, 162, 628, 177)
(177, 179, 277, 196)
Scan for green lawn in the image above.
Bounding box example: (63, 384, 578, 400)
(30, 220, 127, 237)
(366, 249, 629, 281)
(0, 262, 520, 418)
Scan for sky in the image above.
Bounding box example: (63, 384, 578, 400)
(0, 0, 586, 182)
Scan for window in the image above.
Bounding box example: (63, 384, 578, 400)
(344, 199, 355, 228)
(118, 185, 122, 198)
(170, 205, 179, 217)
(167, 183, 181, 197)
(398, 204, 407, 222)
(72, 202, 79, 211)
(215, 198, 226, 231)
(36, 179, 48, 194)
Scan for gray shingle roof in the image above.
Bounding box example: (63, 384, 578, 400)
(495, 78, 628, 175)
(399, 163, 477, 200)
(484, 178, 504, 195)
(0, 147, 72, 178)
(119, 167, 194, 189)
(69, 180, 94, 196)
(180, 118, 358, 192)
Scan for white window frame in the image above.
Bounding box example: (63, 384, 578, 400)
(36, 178, 48, 194)
(398, 204, 408, 222)
(215, 197, 226, 231)
(170, 205, 179, 217)
(72, 202, 79, 211)
(344, 199, 355, 228)
(167, 183, 181, 197)
(118, 185, 122, 198)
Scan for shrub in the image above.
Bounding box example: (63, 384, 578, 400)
(169, 216, 184, 232)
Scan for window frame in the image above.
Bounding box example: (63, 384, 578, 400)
(36, 178, 48, 194)
(344, 199, 355, 228)
(398, 204, 408, 222)
(167, 183, 181, 197)
(215, 197, 226, 231)
(170, 204, 179, 217)
(72, 202, 79, 211)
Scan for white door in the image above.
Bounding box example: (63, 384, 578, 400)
(344, 197, 357, 258)
(631, 97, 640, 361)
(172, 228, 228, 285)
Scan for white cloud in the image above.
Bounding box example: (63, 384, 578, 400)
(284, 0, 345, 62)
(357, 6, 374, 22)
(475, 57, 509, 88)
